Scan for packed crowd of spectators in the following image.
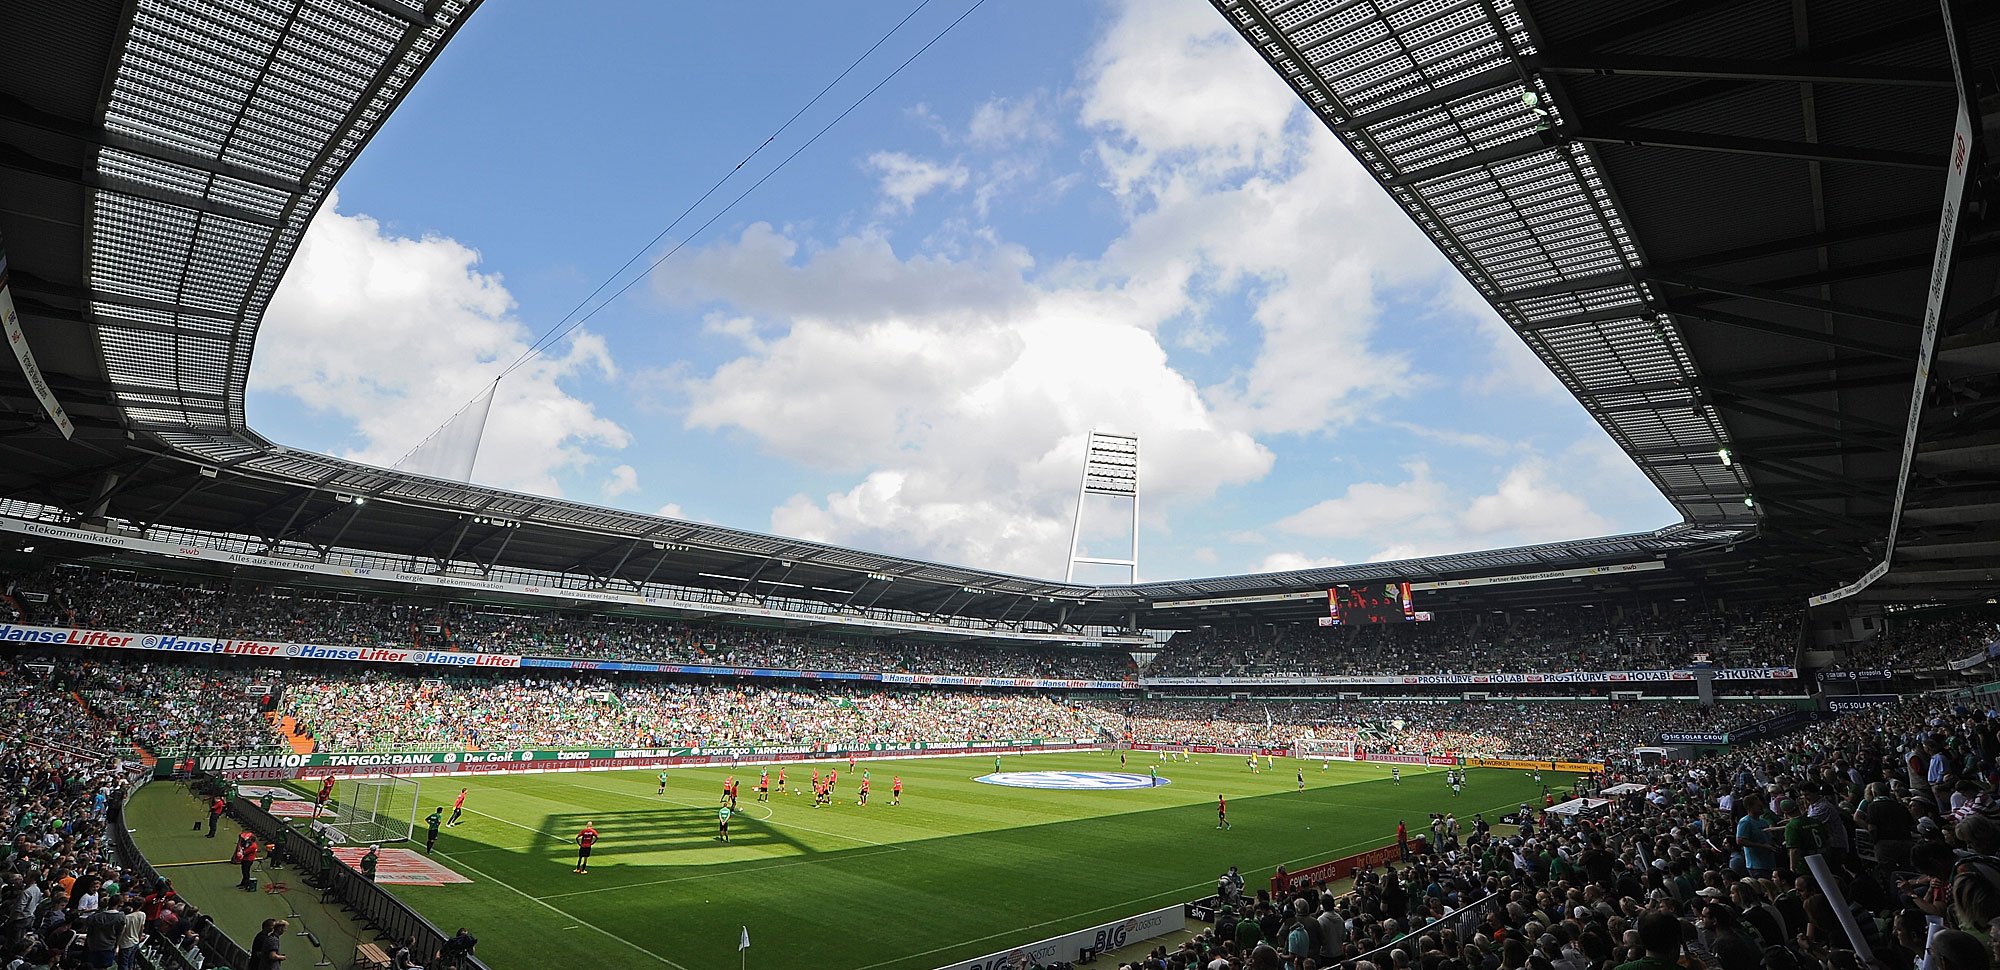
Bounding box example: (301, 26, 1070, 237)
(1147, 606, 1803, 679)
(74, 661, 281, 754)
(4, 566, 1137, 682)
(22, 652, 1802, 759)
(1143, 692, 2000, 970)
(1095, 700, 1792, 764)
(0, 664, 220, 970)
(277, 673, 1117, 752)
(1829, 609, 2000, 674)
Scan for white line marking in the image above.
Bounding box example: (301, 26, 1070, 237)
(851, 793, 1529, 970)
(431, 849, 692, 970)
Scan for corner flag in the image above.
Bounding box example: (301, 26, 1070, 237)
(739, 926, 751, 951)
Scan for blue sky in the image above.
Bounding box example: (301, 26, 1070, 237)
(246, 0, 1676, 582)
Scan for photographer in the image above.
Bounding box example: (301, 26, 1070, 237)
(438, 927, 477, 969)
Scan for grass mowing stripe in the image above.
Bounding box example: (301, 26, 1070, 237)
(536, 845, 905, 900)
(431, 848, 693, 970)
(375, 756, 1568, 970)
(851, 793, 1531, 970)
(559, 781, 904, 850)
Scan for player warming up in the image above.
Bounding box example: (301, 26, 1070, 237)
(891, 775, 902, 806)
(757, 770, 769, 802)
(776, 766, 786, 794)
(857, 776, 870, 807)
(574, 822, 598, 873)
(717, 805, 732, 842)
(1392, 766, 1401, 785)
(1216, 794, 1231, 830)
(657, 770, 669, 795)
(1297, 767, 1305, 792)
(447, 788, 467, 826)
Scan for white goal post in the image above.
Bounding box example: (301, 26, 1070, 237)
(324, 776, 420, 845)
(1291, 738, 1357, 762)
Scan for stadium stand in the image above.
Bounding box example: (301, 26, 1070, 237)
(1162, 691, 2000, 970)
(1147, 605, 1804, 678)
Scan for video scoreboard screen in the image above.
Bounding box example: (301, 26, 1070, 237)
(1326, 582, 1416, 625)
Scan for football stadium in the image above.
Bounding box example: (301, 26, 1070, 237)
(1, 1, 1999, 970)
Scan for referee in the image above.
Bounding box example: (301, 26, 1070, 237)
(574, 822, 598, 874)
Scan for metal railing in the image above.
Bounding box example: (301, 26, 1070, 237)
(111, 777, 253, 970)
(1340, 890, 1500, 968)
(229, 797, 492, 970)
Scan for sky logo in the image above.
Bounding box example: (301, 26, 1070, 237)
(973, 771, 1167, 791)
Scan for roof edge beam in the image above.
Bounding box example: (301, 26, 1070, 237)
(1570, 126, 1945, 170)
(1652, 273, 1921, 328)
(1535, 54, 1956, 87)
(1669, 305, 1917, 361)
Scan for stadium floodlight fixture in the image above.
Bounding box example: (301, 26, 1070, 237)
(1716, 448, 1733, 467)
(1522, 90, 1553, 131)
(1743, 495, 1756, 509)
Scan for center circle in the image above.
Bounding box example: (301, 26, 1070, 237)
(973, 771, 1170, 790)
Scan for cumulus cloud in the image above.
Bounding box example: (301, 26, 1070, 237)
(652, 0, 1492, 576)
(602, 464, 639, 498)
(1253, 552, 1348, 574)
(253, 192, 628, 496)
(676, 232, 1273, 575)
(1273, 455, 1615, 564)
(865, 151, 969, 212)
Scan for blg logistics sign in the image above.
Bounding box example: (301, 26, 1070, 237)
(941, 904, 1184, 970)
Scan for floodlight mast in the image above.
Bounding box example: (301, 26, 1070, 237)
(1064, 431, 1139, 583)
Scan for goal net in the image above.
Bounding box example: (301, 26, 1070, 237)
(324, 776, 420, 844)
(1291, 738, 1356, 762)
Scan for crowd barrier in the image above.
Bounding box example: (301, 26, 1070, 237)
(1271, 837, 1429, 894)
(111, 777, 255, 970)
(228, 795, 494, 970)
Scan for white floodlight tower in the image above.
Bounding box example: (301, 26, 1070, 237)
(1064, 431, 1140, 583)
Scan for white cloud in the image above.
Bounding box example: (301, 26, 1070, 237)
(1082, 0, 1445, 437)
(967, 95, 1056, 149)
(653, 0, 1482, 576)
(1274, 462, 1452, 540)
(1079, 0, 1297, 195)
(656, 502, 687, 519)
(865, 151, 969, 212)
(1253, 552, 1348, 574)
(253, 192, 628, 496)
(602, 464, 639, 498)
(1272, 455, 1617, 564)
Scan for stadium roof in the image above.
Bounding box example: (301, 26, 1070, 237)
(1213, 0, 2000, 604)
(0, 0, 1992, 635)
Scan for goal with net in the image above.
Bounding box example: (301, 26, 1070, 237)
(1290, 738, 1356, 762)
(323, 775, 420, 844)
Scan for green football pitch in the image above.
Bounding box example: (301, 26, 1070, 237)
(317, 755, 1564, 970)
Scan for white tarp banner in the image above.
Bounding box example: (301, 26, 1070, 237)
(1812, 6, 1975, 607)
(0, 252, 73, 439)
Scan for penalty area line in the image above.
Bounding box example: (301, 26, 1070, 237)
(431, 849, 692, 970)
